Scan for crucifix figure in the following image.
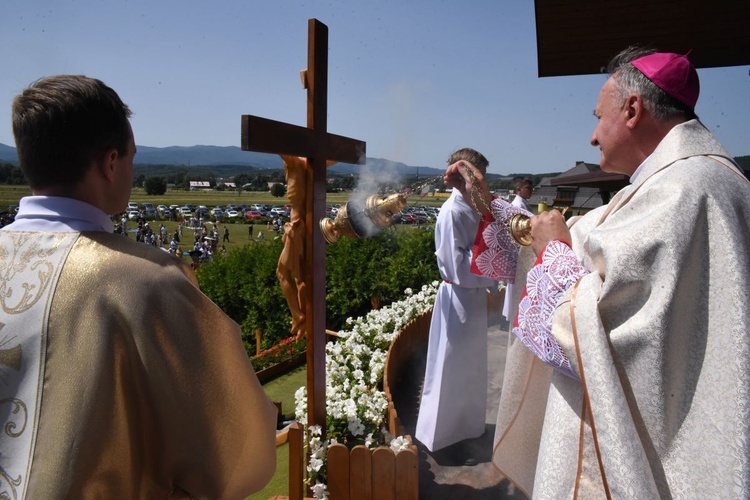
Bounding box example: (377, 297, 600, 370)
(241, 18, 365, 429)
(276, 155, 308, 341)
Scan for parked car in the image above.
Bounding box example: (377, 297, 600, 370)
(245, 210, 262, 219)
(196, 205, 209, 218)
(248, 203, 271, 216)
(225, 210, 240, 218)
(127, 210, 140, 220)
(141, 206, 158, 219)
(179, 206, 192, 217)
(210, 207, 224, 218)
(272, 207, 292, 217)
(398, 212, 429, 224)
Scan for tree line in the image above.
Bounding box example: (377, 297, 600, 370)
(0, 163, 26, 184)
(1, 160, 546, 194)
(6, 156, 748, 192)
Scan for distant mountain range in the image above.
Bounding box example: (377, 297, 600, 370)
(0, 143, 17, 162)
(0, 142, 445, 177)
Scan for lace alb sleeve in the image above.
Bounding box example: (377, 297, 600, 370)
(470, 198, 531, 283)
(513, 240, 588, 379)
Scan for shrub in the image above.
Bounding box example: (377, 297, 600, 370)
(196, 226, 440, 358)
(196, 238, 290, 353)
(325, 227, 438, 330)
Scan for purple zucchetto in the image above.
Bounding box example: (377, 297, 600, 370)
(631, 52, 700, 110)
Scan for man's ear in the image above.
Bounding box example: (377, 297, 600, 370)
(625, 94, 643, 129)
(99, 147, 120, 183)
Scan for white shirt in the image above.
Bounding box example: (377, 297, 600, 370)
(1, 196, 114, 233)
(511, 194, 530, 212)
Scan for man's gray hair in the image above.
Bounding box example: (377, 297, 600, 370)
(605, 46, 697, 122)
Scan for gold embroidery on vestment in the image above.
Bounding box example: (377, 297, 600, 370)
(0, 233, 67, 315)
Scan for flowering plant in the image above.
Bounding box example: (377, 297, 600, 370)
(294, 281, 439, 499)
(250, 335, 306, 372)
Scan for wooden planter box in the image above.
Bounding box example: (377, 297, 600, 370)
(281, 310, 432, 500)
(326, 443, 418, 500)
(256, 350, 307, 383)
(318, 309, 432, 500)
(383, 310, 432, 437)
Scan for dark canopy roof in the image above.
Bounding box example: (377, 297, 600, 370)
(549, 162, 629, 192)
(548, 163, 629, 202)
(534, 0, 750, 77)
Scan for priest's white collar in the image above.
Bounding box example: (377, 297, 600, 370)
(629, 154, 652, 184)
(5, 196, 114, 233)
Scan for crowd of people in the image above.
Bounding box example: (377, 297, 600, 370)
(111, 211, 234, 266)
(0, 210, 15, 227)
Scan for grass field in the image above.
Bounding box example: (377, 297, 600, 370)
(0, 185, 31, 208)
(1, 185, 447, 211)
(1, 185, 445, 258)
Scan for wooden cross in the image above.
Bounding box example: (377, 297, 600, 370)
(241, 18, 366, 429)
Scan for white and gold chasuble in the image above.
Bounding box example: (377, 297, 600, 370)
(0, 231, 277, 499)
(476, 120, 750, 498)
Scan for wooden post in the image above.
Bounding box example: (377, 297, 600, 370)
(241, 19, 366, 431)
(288, 422, 305, 500)
(254, 329, 262, 356)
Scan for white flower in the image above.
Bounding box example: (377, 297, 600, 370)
(365, 433, 375, 448)
(390, 435, 411, 453)
(348, 417, 365, 436)
(294, 386, 308, 425)
(311, 482, 328, 499)
(308, 456, 324, 473)
(309, 435, 321, 450)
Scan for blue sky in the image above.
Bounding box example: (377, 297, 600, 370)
(1, 1, 748, 175)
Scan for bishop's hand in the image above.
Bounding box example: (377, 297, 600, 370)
(530, 210, 572, 256)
